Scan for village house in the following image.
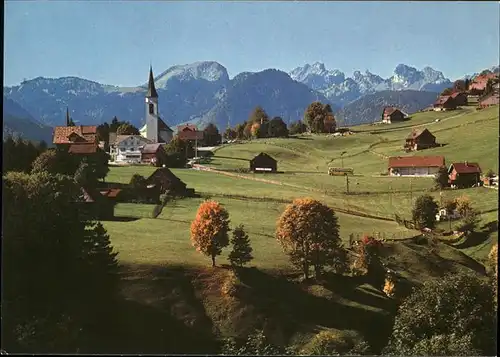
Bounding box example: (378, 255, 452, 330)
(433, 96, 457, 111)
(388, 156, 445, 177)
(177, 124, 204, 142)
(109, 134, 152, 164)
(145, 167, 195, 198)
(382, 107, 406, 124)
(435, 207, 461, 222)
(77, 186, 120, 220)
(250, 152, 278, 173)
(448, 162, 482, 188)
(404, 128, 437, 151)
(52, 110, 100, 154)
(138, 67, 174, 144)
(449, 92, 468, 106)
(141, 143, 168, 166)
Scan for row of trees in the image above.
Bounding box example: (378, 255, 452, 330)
(223, 102, 337, 141)
(3, 136, 48, 173)
(190, 197, 344, 280)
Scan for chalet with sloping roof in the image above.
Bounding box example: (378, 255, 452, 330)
(382, 107, 406, 124)
(404, 128, 437, 151)
(177, 124, 204, 141)
(145, 167, 194, 197)
(450, 92, 468, 106)
(433, 96, 457, 111)
(109, 134, 152, 164)
(388, 156, 445, 176)
(141, 143, 167, 166)
(448, 162, 482, 188)
(250, 153, 278, 173)
(77, 186, 117, 220)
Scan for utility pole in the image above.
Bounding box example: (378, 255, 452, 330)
(341, 151, 347, 168)
(345, 173, 350, 195)
(410, 176, 413, 204)
(389, 182, 392, 209)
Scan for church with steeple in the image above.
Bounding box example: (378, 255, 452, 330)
(139, 66, 173, 144)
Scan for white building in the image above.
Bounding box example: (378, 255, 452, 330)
(109, 134, 152, 164)
(139, 66, 174, 144)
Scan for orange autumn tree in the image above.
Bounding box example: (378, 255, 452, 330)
(276, 198, 345, 280)
(190, 200, 230, 267)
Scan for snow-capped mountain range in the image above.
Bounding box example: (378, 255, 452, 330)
(289, 62, 452, 106)
(3, 60, 495, 141)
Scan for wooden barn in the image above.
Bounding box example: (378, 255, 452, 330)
(250, 153, 277, 173)
(450, 92, 468, 106)
(141, 143, 167, 166)
(448, 162, 482, 188)
(433, 96, 457, 111)
(77, 186, 119, 220)
(145, 167, 195, 197)
(382, 107, 406, 124)
(388, 156, 445, 177)
(404, 128, 437, 151)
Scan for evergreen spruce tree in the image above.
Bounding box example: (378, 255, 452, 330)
(229, 224, 253, 267)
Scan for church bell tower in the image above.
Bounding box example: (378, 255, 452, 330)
(145, 66, 159, 143)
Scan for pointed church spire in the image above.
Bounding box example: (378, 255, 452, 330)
(66, 107, 70, 126)
(147, 65, 158, 98)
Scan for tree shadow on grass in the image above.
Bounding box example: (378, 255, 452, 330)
(454, 221, 498, 250)
(104, 263, 220, 355)
(214, 156, 250, 161)
(102, 216, 140, 222)
(234, 268, 396, 354)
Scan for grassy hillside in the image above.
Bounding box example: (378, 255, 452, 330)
(101, 105, 498, 354)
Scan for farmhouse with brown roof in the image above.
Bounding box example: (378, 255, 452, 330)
(177, 124, 204, 141)
(448, 162, 482, 188)
(141, 143, 167, 166)
(382, 107, 406, 124)
(404, 128, 437, 151)
(433, 96, 457, 111)
(449, 92, 468, 106)
(145, 167, 194, 197)
(250, 152, 278, 173)
(388, 156, 445, 176)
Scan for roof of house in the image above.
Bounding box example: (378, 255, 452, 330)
(142, 143, 164, 154)
(177, 124, 198, 132)
(388, 156, 445, 168)
(406, 128, 435, 140)
(99, 188, 122, 198)
(449, 162, 482, 174)
(111, 134, 152, 145)
(68, 143, 98, 154)
(53, 125, 97, 144)
(250, 152, 277, 164)
(145, 167, 187, 191)
(450, 92, 466, 98)
(434, 96, 453, 105)
(383, 107, 403, 117)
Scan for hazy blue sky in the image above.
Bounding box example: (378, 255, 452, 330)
(4, 1, 499, 86)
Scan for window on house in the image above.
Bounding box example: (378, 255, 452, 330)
(149, 103, 154, 115)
